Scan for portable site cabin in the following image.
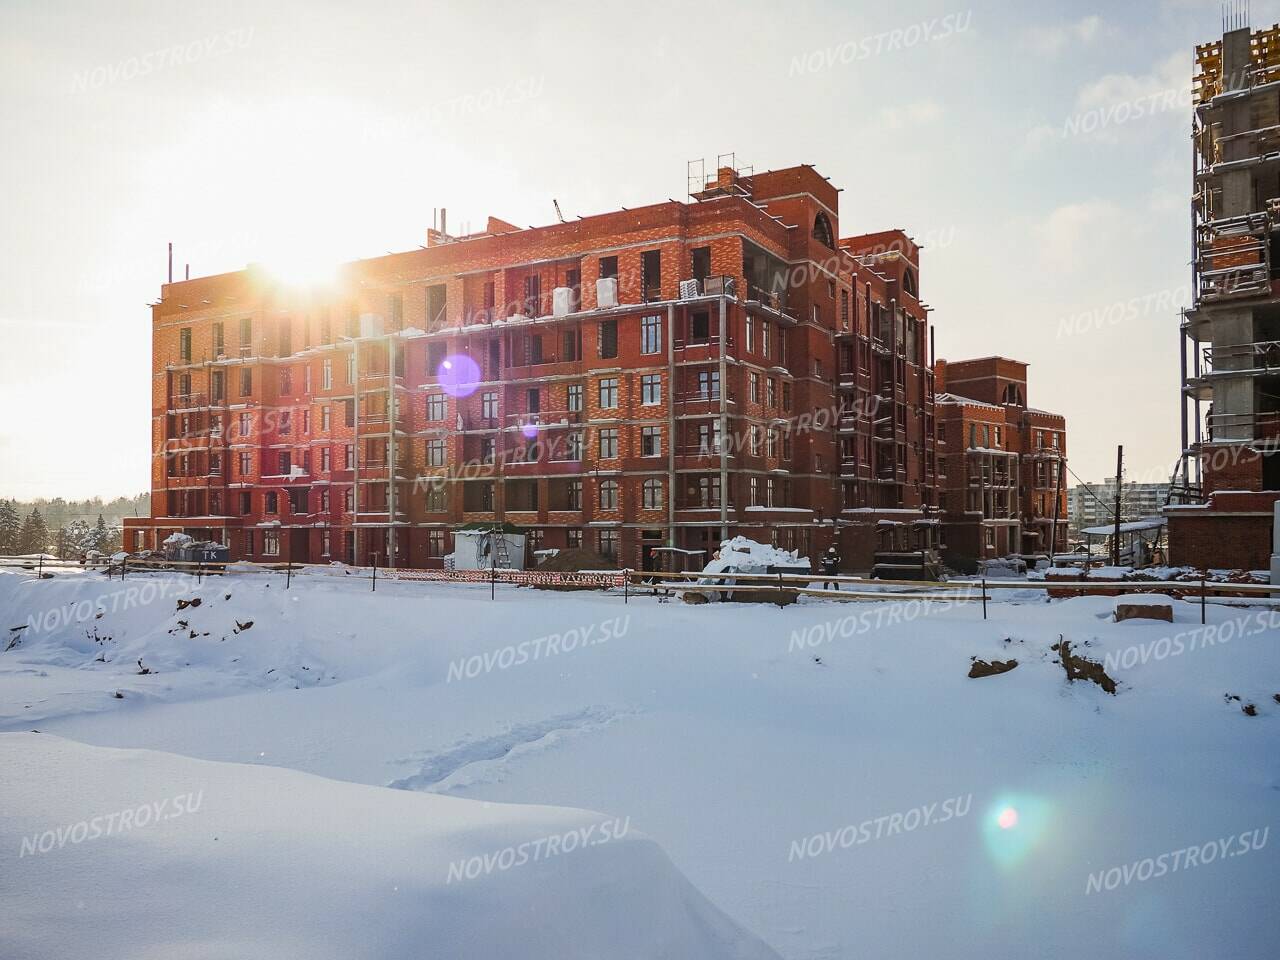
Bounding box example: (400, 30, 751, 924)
(451, 523, 528, 571)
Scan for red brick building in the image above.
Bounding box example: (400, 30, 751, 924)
(935, 358, 1067, 565)
(124, 163, 942, 571)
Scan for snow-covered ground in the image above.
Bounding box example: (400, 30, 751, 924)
(1, 567, 1278, 958)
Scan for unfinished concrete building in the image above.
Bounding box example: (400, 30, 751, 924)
(1171, 21, 1280, 569)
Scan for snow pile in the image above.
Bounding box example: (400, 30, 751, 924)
(703, 536, 810, 576)
(0, 734, 779, 960)
(162, 532, 193, 548)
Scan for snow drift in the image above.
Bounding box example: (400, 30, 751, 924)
(0, 733, 780, 960)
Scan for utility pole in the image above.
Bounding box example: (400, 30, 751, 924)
(1111, 445, 1124, 566)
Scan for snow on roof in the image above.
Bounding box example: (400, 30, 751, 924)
(934, 393, 1004, 411)
(1081, 517, 1166, 536)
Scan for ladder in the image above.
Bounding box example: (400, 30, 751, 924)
(491, 528, 512, 569)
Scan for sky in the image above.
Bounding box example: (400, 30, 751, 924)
(0, 0, 1256, 499)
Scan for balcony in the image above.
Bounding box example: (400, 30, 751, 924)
(1202, 339, 1280, 373)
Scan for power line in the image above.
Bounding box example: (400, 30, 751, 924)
(1065, 463, 1118, 520)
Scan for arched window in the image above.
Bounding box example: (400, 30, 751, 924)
(902, 268, 918, 297)
(1002, 384, 1024, 406)
(812, 212, 835, 249)
(642, 478, 663, 510)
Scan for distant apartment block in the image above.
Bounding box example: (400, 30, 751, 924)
(1069, 478, 1171, 536)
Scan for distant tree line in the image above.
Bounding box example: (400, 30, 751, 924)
(0, 493, 148, 558)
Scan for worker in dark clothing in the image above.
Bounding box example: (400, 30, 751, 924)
(821, 545, 842, 590)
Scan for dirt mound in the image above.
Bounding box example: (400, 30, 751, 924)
(968, 658, 1018, 679)
(1052, 637, 1117, 695)
(535, 548, 619, 572)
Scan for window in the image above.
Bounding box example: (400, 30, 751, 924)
(319, 488, 330, 512)
(641, 374, 661, 405)
(750, 425, 761, 456)
(279, 368, 292, 394)
(426, 394, 446, 420)
(278, 451, 292, 476)
(599, 377, 619, 408)
(749, 476, 760, 505)
(599, 428, 618, 459)
(319, 311, 331, 345)
(641, 250, 661, 301)
(426, 485, 446, 512)
(970, 424, 977, 448)
(278, 322, 292, 357)
(179, 328, 192, 362)
(598, 529, 619, 559)
(566, 432, 584, 460)
(321, 448, 331, 472)
(568, 528, 583, 548)
(527, 334, 543, 365)
(698, 421, 722, 454)
(782, 381, 792, 411)
(482, 392, 498, 420)
(526, 387, 540, 413)
(428, 529, 446, 557)
(562, 327, 581, 362)
(239, 412, 251, 436)
(691, 311, 710, 342)
(239, 491, 251, 515)
(642, 478, 663, 510)
(568, 480, 582, 510)
(321, 530, 331, 556)
(697, 475, 721, 507)
(265, 491, 278, 514)
(238, 452, 251, 476)
(599, 255, 618, 279)
(388, 292, 403, 330)
(766, 378, 777, 408)
(480, 438, 495, 463)
(567, 383, 583, 412)
(213, 322, 225, 357)
(211, 371, 224, 402)
(599, 480, 619, 509)
(240, 368, 252, 396)
(641, 426, 661, 457)
(641, 315, 662, 354)
(344, 487, 354, 512)
(523, 274, 541, 316)
(761, 320, 771, 359)
(598, 319, 618, 359)
(263, 530, 280, 556)
(813, 211, 835, 249)
(696, 369, 720, 399)
(322, 359, 333, 389)
(840, 289, 850, 329)
(344, 444, 355, 469)
(321, 405, 331, 431)
(691, 246, 711, 282)
(279, 410, 291, 435)
(288, 487, 307, 514)
(427, 439, 445, 466)
(749, 372, 760, 403)
(746, 316, 754, 353)
(427, 285, 447, 326)
(346, 352, 356, 384)
(239, 317, 252, 352)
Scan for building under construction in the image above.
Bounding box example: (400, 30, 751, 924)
(124, 160, 945, 571)
(1171, 19, 1280, 569)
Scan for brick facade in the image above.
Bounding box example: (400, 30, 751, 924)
(125, 164, 945, 572)
(934, 358, 1068, 566)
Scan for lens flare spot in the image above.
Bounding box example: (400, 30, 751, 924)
(521, 422, 539, 439)
(997, 807, 1019, 830)
(438, 354, 480, 398)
